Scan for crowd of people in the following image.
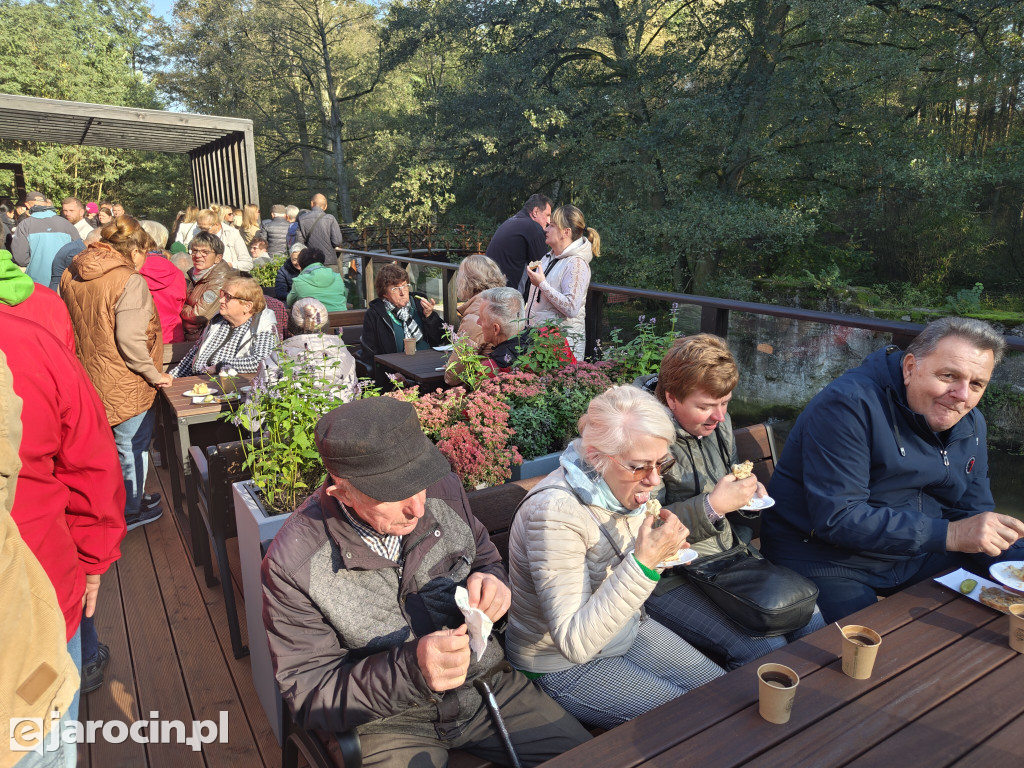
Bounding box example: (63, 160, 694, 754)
(3, 187, 1023, 768)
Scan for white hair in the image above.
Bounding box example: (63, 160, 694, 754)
(579, 385, 674, 474)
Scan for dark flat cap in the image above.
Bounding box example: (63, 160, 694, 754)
(314, 398, 451, 502)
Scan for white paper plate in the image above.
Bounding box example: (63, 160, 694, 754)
(433, 344, 454, 352)
(989, 562, 1024, 594)
(740, 495, 775, 512)
(659, 548, 699, 569)
(183, 387, 219, 397)
(934, 567, 1001, 603)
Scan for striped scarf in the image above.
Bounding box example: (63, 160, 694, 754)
(384, 298, 423, 343)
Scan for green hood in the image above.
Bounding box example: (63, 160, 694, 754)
(0, 250, 34, 306)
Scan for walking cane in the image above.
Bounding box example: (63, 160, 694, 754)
(473, 677, 523, 768)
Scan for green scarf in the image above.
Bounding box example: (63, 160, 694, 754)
(0, 250, 34, 306)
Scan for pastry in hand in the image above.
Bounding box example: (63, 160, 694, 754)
(644, 499, 662, 517)
(731, 460, 754, 479)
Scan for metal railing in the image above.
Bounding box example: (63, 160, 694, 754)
(340, 248, 1024, 355)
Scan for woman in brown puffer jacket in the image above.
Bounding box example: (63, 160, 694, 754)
(60, 216, 172, 533)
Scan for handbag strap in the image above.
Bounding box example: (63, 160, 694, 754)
(514, 484, 631, 564)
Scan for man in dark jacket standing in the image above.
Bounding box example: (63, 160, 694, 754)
(294, 193, 345, 266)
(259, 204, 291, 256)
(486, 194, 551, 293)
(261, 398, 590, 767)
(761, 317, 1024, 622)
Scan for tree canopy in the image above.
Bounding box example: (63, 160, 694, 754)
(2, 0, 1022, 297)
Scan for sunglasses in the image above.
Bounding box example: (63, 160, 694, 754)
(610, 455, 676, 480)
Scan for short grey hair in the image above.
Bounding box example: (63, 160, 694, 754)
(579, 385, 674, 475)
(906, 316, 1006, 367)
(285, 205, 300, 220)
(140, 219, 169, 249)
(479, 287, 524, 339)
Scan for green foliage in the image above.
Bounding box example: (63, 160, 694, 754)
(443, 331, 490, 390)
(945, 283, 985, 316)
(233, 355, 344, 514)
(252, 256, 286, 289)
(0, 0, 188, 221)
(515, 323, 577, 375)
(599, 308, 682, 383)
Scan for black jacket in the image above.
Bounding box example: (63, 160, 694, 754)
(259, 217, 291, 256)
(485, 210, 547, 291)
(360, 293, 444, 386)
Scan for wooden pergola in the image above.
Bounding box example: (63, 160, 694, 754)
(0, 93, 258, 209)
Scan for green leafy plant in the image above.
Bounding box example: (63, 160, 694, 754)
(251, 256, 286, 289)
(945, 282, 984, 315)
(599, 307, 681, 383)
(442, 323, 490, 390)
(515, 323, 577, 375)
(231, 354, 345, 514)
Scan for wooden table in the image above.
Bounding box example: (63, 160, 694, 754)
(159, 374, 252, 566)
(375, 349, 449, 391)
(543, 576, 1024, 768)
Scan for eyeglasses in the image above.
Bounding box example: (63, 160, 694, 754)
(189, 248, 215, 257)
(219, 289, 249, 303)
(388, 283, 410, 294)
(610, 455, 676, 480)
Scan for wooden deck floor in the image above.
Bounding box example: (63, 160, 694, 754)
(77, 453, 281, 767)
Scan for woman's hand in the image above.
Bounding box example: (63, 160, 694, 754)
(526, 262, 545, 287)
(419, 297, 436, 317)
(155, 373, 173, 388)
(708, 474, 758, 514)
(633, 509, 688, 570)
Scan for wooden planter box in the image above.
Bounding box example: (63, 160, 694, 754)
(233, 479, 293, 744)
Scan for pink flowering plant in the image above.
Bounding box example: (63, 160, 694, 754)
(385, 385, 522, 490)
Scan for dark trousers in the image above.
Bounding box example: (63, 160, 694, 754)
(341, 669, 591, 768)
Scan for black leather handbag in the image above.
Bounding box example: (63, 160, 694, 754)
(681, 542, 819, 636)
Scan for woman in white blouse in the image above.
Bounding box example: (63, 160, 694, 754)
(524, 204, 598, 359)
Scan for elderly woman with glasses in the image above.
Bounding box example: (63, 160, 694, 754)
(180, 231, 239, 340)
(360, 263, 443, 386)
(171, 276, 278, 377)
(506, 385, 725, 729)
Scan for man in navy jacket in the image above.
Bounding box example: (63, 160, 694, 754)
(761, 317, 1024, 622)
(486, 194, 551, 293)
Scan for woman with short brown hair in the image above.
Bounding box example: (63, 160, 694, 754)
(361, 263, 443, 386)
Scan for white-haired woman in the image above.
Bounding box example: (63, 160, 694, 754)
(524, 204, 598, 359)
(506, 386, 725, 729)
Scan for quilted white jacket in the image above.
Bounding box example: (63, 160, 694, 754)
(505, 469, 659, 673)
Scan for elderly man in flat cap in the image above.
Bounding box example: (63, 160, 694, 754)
(261, 397, 590, 767)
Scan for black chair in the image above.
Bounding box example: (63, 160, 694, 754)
(189, 439, 252, 658)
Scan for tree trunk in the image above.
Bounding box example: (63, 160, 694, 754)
(315, 6, 354, 223)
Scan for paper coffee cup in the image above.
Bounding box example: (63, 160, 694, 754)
(757, 663, 799, 724)
(841, 624, 882, 679)
(404, 337, 416, 355)
(1008, 605, 1024, 653)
